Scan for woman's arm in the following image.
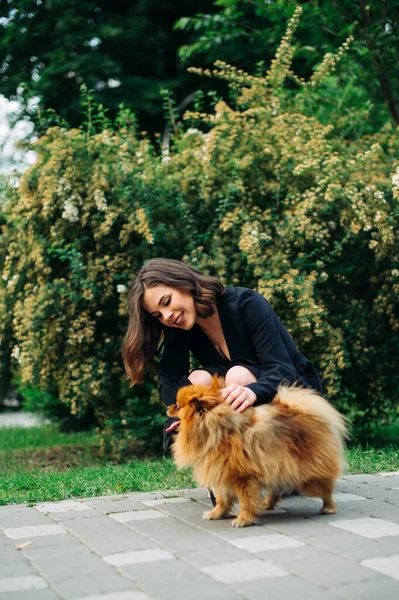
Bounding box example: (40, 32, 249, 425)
(239, 289, 298, 404)
(159, 328, 192, 406)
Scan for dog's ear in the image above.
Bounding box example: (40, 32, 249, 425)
(189, 397, 206, 414)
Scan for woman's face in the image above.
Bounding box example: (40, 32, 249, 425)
(142, 285, 196, 330)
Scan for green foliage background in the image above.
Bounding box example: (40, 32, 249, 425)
(1, 7, 398, 451)
(0, 0, 216, 133)
(1, 1, 398, 136)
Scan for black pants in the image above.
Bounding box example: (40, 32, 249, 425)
(163, 416, 178, 456)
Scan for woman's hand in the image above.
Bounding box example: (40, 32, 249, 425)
(220, 384, 257, 413)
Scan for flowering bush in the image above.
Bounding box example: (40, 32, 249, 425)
(1, 8, 398, 443)
(0, 111, 185, 443)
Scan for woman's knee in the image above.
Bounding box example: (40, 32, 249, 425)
(225, 365, 257, 387)
(188, 369, 213, 386)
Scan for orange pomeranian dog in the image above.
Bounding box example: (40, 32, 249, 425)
(167, 376, 349, 527)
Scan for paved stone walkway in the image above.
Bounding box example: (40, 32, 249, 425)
(1, 472, 399, 600)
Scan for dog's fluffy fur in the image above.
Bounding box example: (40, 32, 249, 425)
(167, 376, 349, 527)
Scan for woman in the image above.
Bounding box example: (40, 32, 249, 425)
(122, 257, 323, 453)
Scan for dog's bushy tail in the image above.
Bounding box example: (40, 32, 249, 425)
(274, 385, 349, 445)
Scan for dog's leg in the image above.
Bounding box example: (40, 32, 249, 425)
(203, 487, 233, 521)
(231, 479, 263, 527)
(301, 477, 337, 514)
(319, 477, 337, 514)
(262, 490, 281, 511)
(320, 493, 336, 514)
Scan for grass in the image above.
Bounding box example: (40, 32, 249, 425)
(0, 425, 99, 452)
(345, 445, 399, 474)
(0, 459, 196, 506)
(0, 424, 398, 506)
(0, 425, 196, 506)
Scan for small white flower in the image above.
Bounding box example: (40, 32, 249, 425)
(6, 274, 18, 289)
(117, 284, 127, 294)
(62, 200, 79, 223)
(11, 346, 20, 362)
(391, 269, 399, 277)
(94, 189, 107, 212)
(107, 78, 121, 88)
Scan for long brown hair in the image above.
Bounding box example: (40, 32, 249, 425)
(122, 258, 225, 385)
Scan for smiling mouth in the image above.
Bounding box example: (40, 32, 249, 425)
(174, 312, 184, 326)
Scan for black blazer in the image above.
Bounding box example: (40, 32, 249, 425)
(159, 286, 322, 406)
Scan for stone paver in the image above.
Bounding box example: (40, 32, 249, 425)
(109, 510, 169, 523)
(76, 594, 150, 600)
(235, 574, 343, 600)
(0, 506, 57, 529)
(35, 501, 94, 514)
(0, 590, 60, 600)
(85, 498, 149, 514)
(0, 575, 47, 592)
(0, 474, 398, 599)
(103, 549, 175, 566)
(361, 555, 399, 580)
(329, 517, 399, 538)
(202, 558, 288, 583)
(119, 556, 244, 600)
(4, 524, 66, 539)
(52, 574, 141, 600)
(230, 533, 305, 552)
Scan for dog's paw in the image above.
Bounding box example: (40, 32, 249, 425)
(320, 506, 336, 515)
(203, 509, 222, 521)
(262, 502, 277, 511)
(202, 510, 213, 520)
(231, 516, 253, 528)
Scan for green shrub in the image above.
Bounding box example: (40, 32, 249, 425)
(1, 8, 398, 445)
(0, 106, 184, 443)
(16, 381, 95, 431)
